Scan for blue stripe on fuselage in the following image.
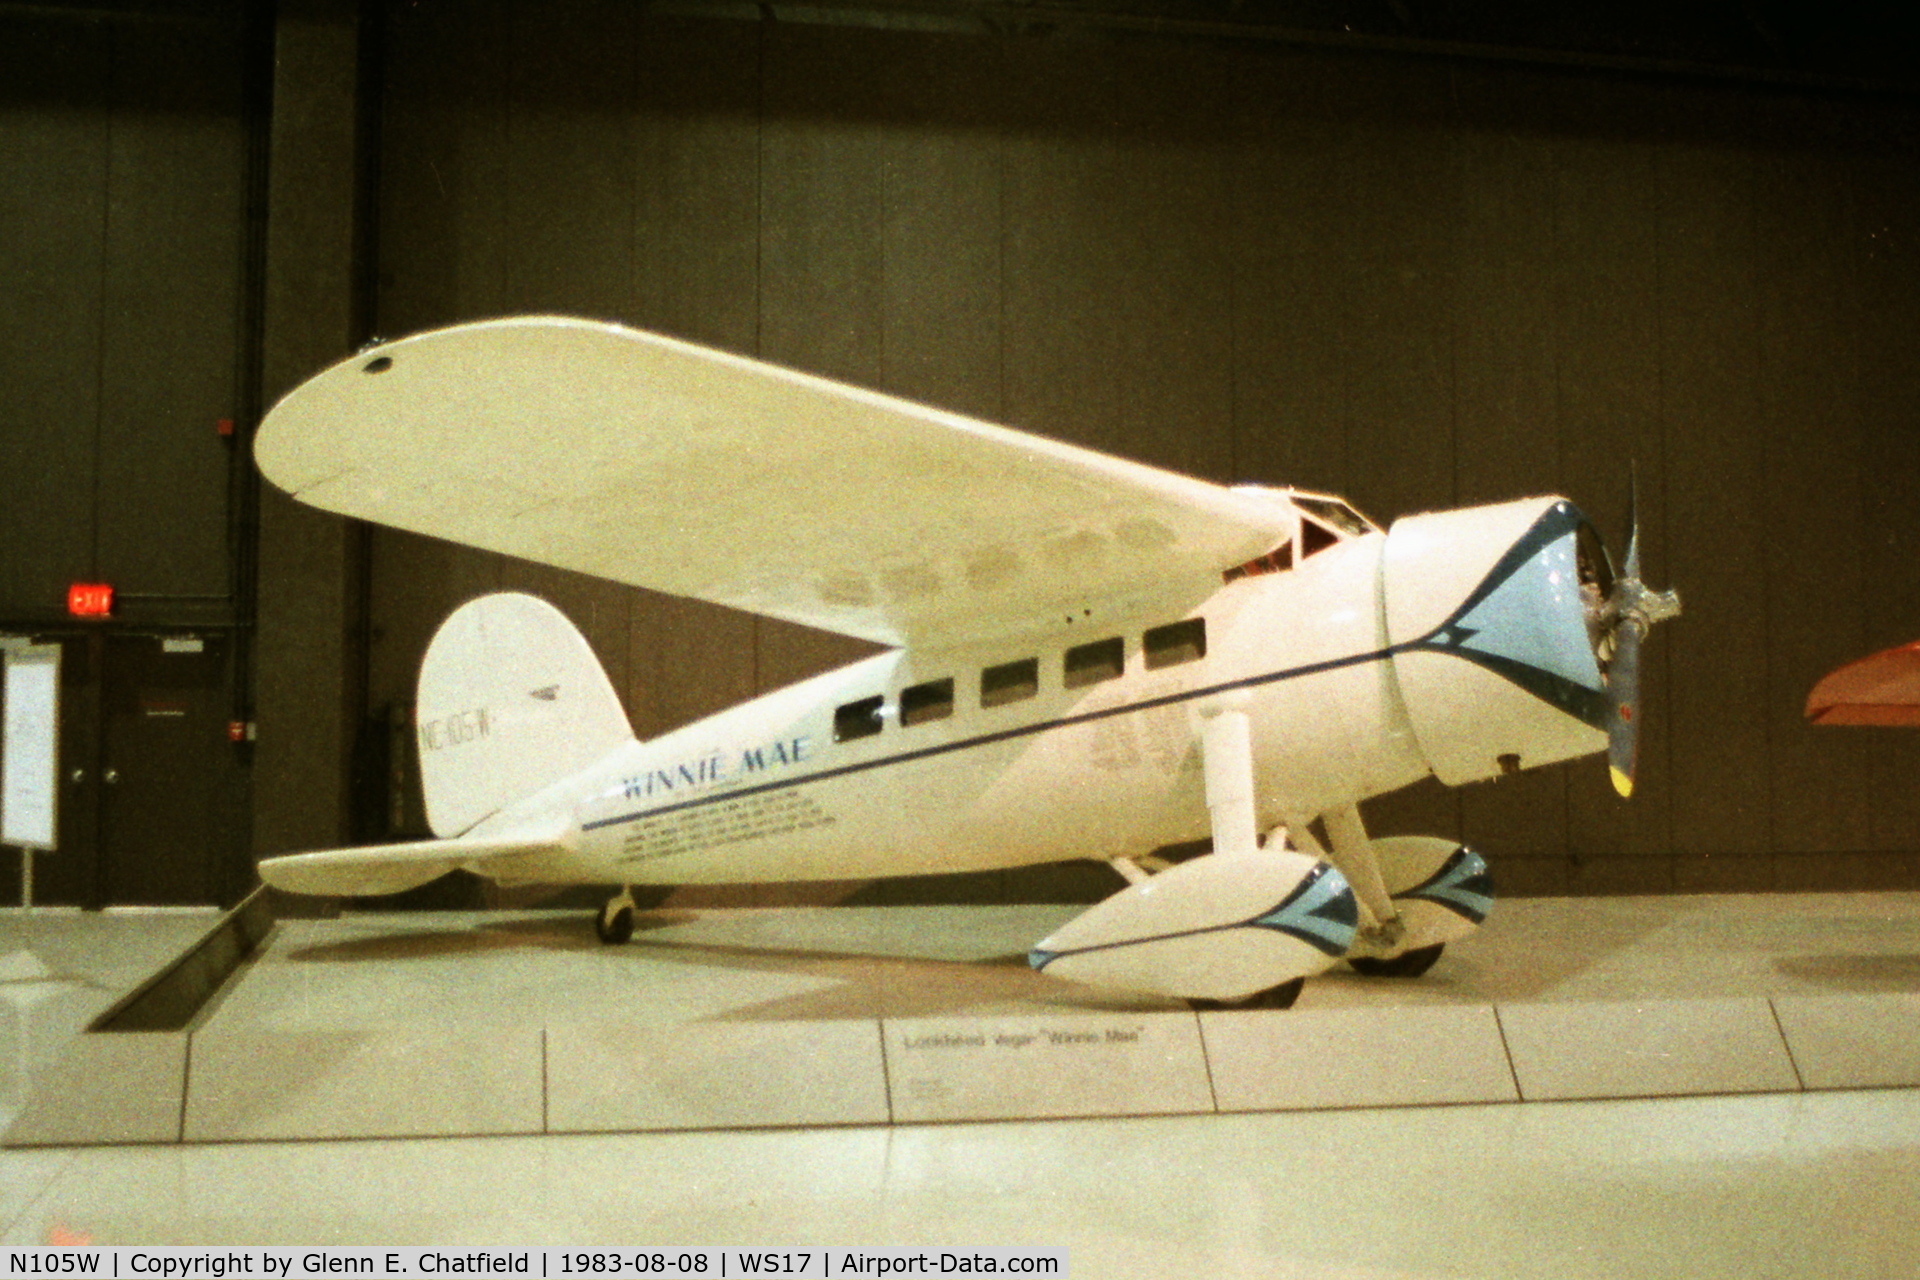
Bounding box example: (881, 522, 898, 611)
(582, 504, 1606, 835)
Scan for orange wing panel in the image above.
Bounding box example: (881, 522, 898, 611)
(1806, 640, 1920, 726)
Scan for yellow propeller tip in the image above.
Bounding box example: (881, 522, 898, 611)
(1610, 766, 1634, 798)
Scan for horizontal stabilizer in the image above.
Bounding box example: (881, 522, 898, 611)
(258, 827, 571, 898)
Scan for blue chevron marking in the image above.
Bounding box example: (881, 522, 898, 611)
(1392, 846, 1494, 925)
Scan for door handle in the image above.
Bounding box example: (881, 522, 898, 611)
(103, 768, 120, 785)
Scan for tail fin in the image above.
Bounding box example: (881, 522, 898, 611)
(416, 592, 633, 836)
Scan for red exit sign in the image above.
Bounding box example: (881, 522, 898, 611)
(67, 583, 115, 617)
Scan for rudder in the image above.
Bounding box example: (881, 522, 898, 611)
(416, 592, 633, 836)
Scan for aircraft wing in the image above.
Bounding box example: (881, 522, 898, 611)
(1806, 640, 1920, 726)
(256, 316, 1294, 645)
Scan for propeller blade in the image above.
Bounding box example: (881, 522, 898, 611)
(1602, 467, 1678, 799)
(1622, 468, 1641, 583)
(1607, 613, 1644, 797)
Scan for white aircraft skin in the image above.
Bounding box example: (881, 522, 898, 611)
(255, 317, 1671, 1005)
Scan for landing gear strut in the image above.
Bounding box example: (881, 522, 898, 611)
(1286, 806, 1461, 976)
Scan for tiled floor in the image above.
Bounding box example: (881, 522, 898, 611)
(0, 909, 219, 1132)
(4, 895, 1920, 1273)
(6, 1090, 1920, 1276)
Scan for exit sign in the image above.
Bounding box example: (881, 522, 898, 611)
(67, 583, 114, 617)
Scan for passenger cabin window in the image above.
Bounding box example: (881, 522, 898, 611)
(1064, 637, 1125, 688)
(1144, 618, 1207, 669)
(833, 695, 885, 742)
(900, 678, 955, 727)
(981, 657, 1039, 707)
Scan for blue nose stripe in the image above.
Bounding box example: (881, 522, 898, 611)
(1452, 534, 1599, 691)
(1411, 502, 1611, 731)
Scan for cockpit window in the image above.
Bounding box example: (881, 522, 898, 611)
(1222, 542, 1292, 583)
(1292, 495, 1376, 536)
(1300, 518, 1340, 559)
(1223, 492, 1377, 584)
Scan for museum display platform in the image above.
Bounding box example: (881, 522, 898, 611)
(7, 891, 1920, 1147)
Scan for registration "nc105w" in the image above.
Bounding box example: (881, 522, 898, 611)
(418, 706, 490, 751)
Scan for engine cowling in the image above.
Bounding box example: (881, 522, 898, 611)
(1384, 496, 1611, 786)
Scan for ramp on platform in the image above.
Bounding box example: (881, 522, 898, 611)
(7, 893, 1920, 1145)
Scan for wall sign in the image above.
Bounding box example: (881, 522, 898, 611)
(3, 644, 60, 851)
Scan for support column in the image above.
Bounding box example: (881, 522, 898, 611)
(251, 0, 375, 858)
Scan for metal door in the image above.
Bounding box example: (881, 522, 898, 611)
(96, 634, 228, 905)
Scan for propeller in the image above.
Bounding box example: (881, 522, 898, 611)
(1601, 474, 1681, 798)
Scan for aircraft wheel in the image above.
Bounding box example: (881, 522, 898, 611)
(1187, 977, 1305, 1012)
(595, 899, 635, 945)
(1348, 943, 1444, 978)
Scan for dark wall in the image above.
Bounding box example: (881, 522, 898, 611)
(0, 3, 260, 906)
(0, 5, 254, 626)
(6, 1, 1920, 902)
(361, 3, 1920, 897)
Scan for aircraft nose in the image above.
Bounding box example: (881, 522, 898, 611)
(1382, 496, 1613, 786)
(1410, 501, 1609, 722)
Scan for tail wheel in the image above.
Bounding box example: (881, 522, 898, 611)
(595, 897, 635, 945)
(1348, 943, 1444, 978)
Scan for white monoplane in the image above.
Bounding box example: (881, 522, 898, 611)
(254, 317, 1678, 1006)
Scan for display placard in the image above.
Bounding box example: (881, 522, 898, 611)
(3, 644, 60, 851)
(882, 1012, 1212, 1124)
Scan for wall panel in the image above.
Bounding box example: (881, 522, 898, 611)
(1851, 110, 1920, 864)
(368, 0, 516, 794)
(501, 0, 636, 318)
(1230, 52, 1354, 495)
(1754, 99, 1871, 873)
(0, 20, 110, 615)
(96, 19, 247, 599)
(999, 41, 1126, 460)
(377, 0, 512, 332)
(875, 35, 1003, 419)
(491, 0, 640, 704)
(630, 17, 761, 353)
(1657, 91, 1772, 873)
(0, 13, 248, 619)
